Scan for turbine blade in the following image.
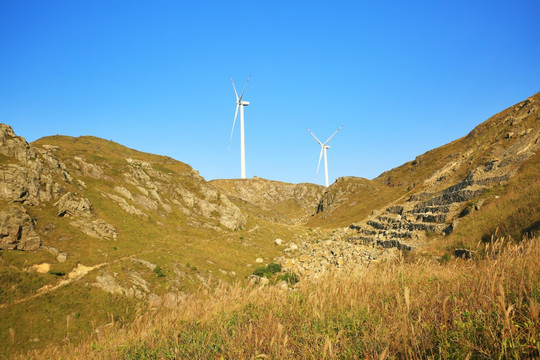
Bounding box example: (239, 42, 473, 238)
(307, 128, 323, 146)
(238, 75, 251, 101)
(315, 147, 323, 181)
(323, 125, 343, 145)
(228, 104, 239, 151)
(231, 77, 239, 101)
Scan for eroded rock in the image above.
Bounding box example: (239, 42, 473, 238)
(0, 205, 41, 250)
(54, 192, 93, 217)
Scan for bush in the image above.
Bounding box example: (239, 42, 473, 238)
(252, 266, 267, 277)
(441, 253, 451, 263)
(153, 266, 166, 277)
(252, 263, 282, 278)
(266, 263, 282, 274)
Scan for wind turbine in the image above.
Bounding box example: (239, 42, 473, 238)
(228, 76, 251, 179)
(307, 125, 343, 187)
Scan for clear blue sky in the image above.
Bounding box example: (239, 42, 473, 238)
(1, 1, 539, 185)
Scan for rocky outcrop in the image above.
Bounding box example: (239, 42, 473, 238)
(0, 205, 41, 250)
(315, 94, 540, 251)
(102, 192, 148, 217)
(279, 238, 395, 280)
(0, 125, 71, 206)
(123, 158, 246, 230)
(0, 124, 37, 163)
(211, 177, 324, 223)
(52, 191, 117, 240)
(71, 218, 117, 240)
(54, 192, 93, 217)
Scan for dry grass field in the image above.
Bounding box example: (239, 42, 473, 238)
(22, 235, 539, 359)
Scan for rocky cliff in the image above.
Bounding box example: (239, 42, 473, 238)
(0, 125, 251, 254)
(210, 177, 324, 223)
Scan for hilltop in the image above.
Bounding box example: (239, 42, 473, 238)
(0, 91, 539, 358)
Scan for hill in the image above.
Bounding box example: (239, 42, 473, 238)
(307, 92, 539, 248)
(0, 127, 310, 356)
(0, 91, 539, 358)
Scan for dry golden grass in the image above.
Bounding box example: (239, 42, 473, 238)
(23, 236, 540, 360)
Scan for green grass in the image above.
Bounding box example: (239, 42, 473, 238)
(22, 236, 540, 359)
(0, 134, 313, 357)
(445, 150, 540, 249)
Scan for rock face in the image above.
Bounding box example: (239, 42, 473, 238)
(0, 123, 248, 255)
(280, 239, 375, 279)
(210, 177, 324, 223)
(0, 125, 66, 205)
(0, 205, 41, 250)
(121, 157, 246, 230)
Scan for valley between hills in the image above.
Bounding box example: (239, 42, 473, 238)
(1, 92, 539, 359)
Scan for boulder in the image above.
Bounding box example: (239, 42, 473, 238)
(54, 192, 93, 217)
(0, 205, 41, 250)
(71, 218, 117, 240)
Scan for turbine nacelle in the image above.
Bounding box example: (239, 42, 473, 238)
(239, 101, 250, 106)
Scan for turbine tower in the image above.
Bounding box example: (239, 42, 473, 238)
(307, 125, 343, 187)
(229, 76, 251, 179)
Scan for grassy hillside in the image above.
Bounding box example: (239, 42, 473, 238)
(24, 235, 540, 359)
(0, 134, 310, 357)
(1, 92, 539, 358)
(311, 92, 539, 229)
(306, 177, 402, 228)
(443, 150, 540, 249)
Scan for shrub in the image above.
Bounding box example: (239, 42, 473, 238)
(253, 263, 282, 278)
(252, 266, 267, 277)
(441, 253, 451, 263)
(266, 262, 282, 274)
(277, 272, 299, 285)
(153, 266, 166, 277)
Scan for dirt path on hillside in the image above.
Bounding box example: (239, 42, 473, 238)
(0, 249, 160, 310)
(0, 222, 306, 310)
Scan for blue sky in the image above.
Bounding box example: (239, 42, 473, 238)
(1, 1, 539, 185)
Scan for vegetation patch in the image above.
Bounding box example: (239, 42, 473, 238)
(252, 262, 281, 278)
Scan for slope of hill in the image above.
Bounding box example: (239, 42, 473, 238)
(0, 126, 308, 356)
(308, 92, 539, 250)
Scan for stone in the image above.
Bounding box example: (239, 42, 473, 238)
(57, 253, 68, 262)
(71, 218, 117, 240)
(32, 263, 50, 273)
(54, 192, 93, 217)
(255, 258, 264, 263)
(0, 205, 41, 250)
(274, 238, 283, 246)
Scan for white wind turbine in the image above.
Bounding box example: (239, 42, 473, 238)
(307, 125, 343, 187)
(228, 76, 251, 179)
